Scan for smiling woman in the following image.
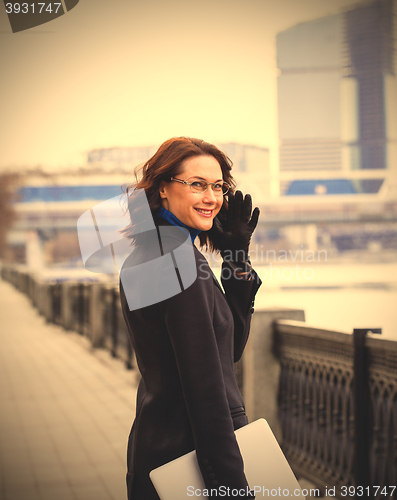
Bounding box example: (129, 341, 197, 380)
(159, 155, 226, 232)
(119, 137, 261, 500)
(122, 137, 237, 251)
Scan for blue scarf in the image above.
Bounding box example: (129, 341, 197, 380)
(155, 207, 202, 243)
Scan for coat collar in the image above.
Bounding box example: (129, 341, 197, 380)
(154, 207, 201, 243)
(153, 211, 224, 294)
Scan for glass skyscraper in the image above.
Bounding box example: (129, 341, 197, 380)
(277, 0, 396, 193)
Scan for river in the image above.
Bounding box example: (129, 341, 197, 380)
(36, 255, 397, 342)
(214, 259, 397, 341)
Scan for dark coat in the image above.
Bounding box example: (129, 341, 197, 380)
(119, 220, 262, 499)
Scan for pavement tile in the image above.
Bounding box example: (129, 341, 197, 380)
(106, 480, 128, 500)
(64, 464, 101, 486)
(4, 486, 42, 500)
(2, 467, 36, 488)
(72, 482, 114, 500)
(28, 450, 60, 468)
(38, 483, 77, 500)
(33, 464, 69, 485)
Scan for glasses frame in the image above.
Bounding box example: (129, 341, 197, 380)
(170, 177, 230, 196)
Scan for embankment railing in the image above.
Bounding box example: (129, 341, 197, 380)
(274, 320, 396, 499)
(1, 264, 134, 370)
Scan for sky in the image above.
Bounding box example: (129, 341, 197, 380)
(0, 0, 362, 172)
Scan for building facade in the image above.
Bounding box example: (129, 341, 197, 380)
(277, 0, 396, 193)
(86, 142, 270, 176)
(86, 142, 271, 201)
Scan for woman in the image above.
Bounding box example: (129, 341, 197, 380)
(119, 137, 261, 499)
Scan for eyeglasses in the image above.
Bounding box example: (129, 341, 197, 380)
(170, 177, 230, 195)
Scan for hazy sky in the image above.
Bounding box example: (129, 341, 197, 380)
(0, 0, 361, 171)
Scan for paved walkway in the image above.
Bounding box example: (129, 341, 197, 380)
(0, 278, 138, 500)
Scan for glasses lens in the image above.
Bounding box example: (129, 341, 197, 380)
(190, 181, 207, 193)
(212, 183, 223, 193)
(188, 180, 230, 195)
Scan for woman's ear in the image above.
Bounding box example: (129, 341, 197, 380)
(159, 180, 167, 199)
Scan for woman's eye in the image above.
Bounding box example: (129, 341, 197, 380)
(213, 183, 223, 190)
(192, 181, 205, 189)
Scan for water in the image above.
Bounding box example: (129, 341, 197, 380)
(36, 257, 397, 342)
(214, 261, 397, 341)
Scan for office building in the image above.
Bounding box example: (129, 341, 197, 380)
(277, 0, 396, 193)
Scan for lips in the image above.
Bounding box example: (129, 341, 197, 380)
(194, 208, 213, 216)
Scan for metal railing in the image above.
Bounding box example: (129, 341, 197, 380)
(274, 320, 396, 499)
(0, 264, 135, 370)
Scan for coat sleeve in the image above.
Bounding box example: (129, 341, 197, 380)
(221, 262, 262, 362)
(160, 252, 254, 498)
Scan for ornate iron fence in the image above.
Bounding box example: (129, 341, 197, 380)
(0, 264, 135, 370)
(367, 335, 397, 494)
(48, 281, 62, 325)
(274, 320, 395, 499)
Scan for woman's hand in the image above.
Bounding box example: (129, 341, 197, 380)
(208, 190, 260, 266)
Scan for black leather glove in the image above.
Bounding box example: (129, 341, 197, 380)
(208, 190, 260, 270)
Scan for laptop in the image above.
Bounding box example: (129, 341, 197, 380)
(150, 418, 305, 499)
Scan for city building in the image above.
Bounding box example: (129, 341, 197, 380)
(86, 142, 270, 176)
(86, 142, 272, 201)
(277, 0, 396, 194)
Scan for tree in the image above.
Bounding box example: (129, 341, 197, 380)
(0, 173, 20, 258)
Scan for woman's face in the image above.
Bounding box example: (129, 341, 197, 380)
(159, 155, 224, 231)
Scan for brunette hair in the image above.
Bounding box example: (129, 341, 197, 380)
(121, 137, 236, 251)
